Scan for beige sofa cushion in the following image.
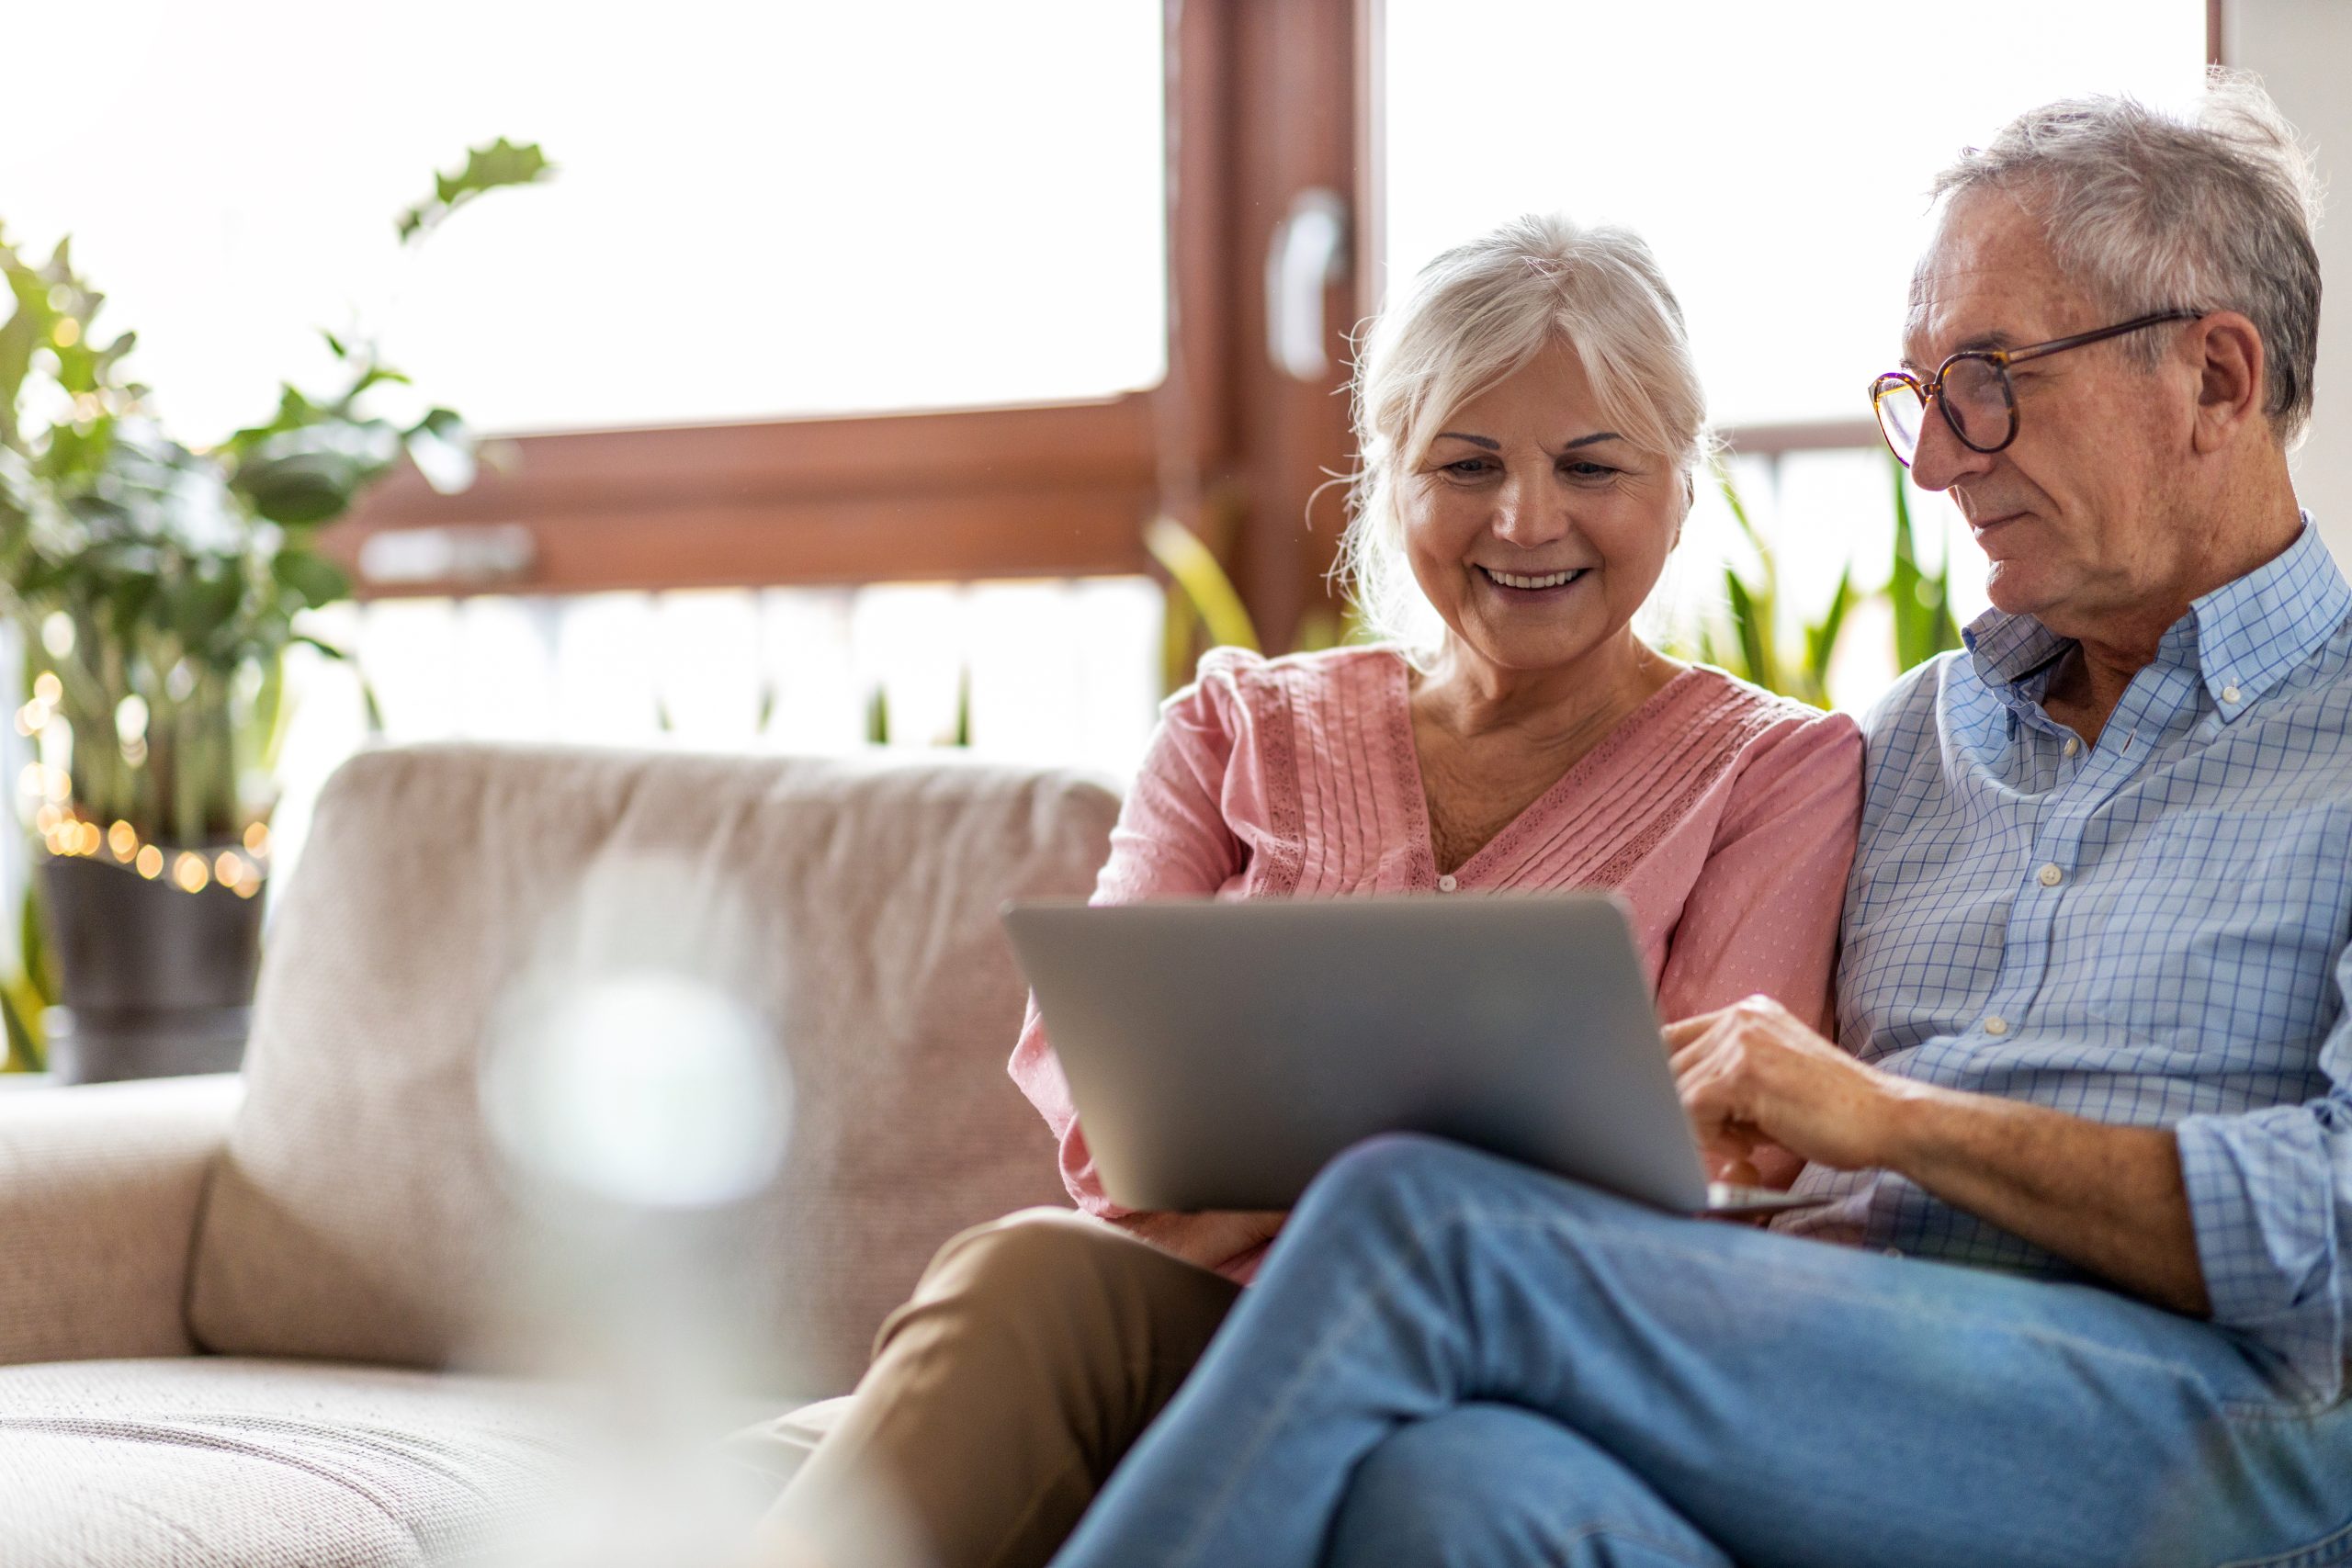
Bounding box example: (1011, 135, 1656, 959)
(0, 1357, 608, 1568)
(187, 745, 1114, 1394)
(0, 1075, 241, 1366)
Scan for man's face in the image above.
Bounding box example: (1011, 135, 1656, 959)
(1902, 192, 2198, 634)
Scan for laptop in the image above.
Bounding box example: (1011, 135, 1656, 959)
(1001, 893, 1827, 1219)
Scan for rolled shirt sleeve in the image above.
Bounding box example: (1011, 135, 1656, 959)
(2176, 950, 2352, 1401)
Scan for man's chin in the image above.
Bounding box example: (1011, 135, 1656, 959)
(1980, 563, 2058, 623)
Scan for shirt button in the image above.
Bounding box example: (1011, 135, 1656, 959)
(2222, 683, 2243, 705)
(1437, 874, 1458, 893)
(2036, 863, 2064, 887)
(1983, 1016, 2010, 1037)
(2061, 735, 2080, 757)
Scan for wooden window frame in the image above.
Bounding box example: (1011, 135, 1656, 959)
(327, 0, 1381, 661)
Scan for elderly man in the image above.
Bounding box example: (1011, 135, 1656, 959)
(1043, 77, 2352, 1568)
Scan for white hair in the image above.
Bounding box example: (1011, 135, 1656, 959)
(1928, 68, 2324, 446)
(1339, 214, 1709, 658)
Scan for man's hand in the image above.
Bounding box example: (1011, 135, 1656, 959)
(1666, 995, 1911, 1177)
(1114, 1209, 1285, 1272)
(1665, 994, 2210, 1316)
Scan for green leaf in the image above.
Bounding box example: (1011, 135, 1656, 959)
(1144, 515, 1260, 654)
(0, 977, 42, 1074)
(1714, 459, 1764, 557)
(20, 877, 55, 1006)
(0, 300, 39, 448)
(403, 406, 476, 493)
(168, 570, 243, 648)
(1886, 453, 1962, 671)
(344, 365, 411, 400)
(322, 329, 348, 359)
(1724, 567, 1774, 693)
(231, 421, 402, 525)
(225, 384, 324, 456)
(396, 138, 555, 243)
(1800, 567, 1854, 709)
(272, 548, 350, 609)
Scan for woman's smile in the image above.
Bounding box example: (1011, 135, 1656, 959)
(1476, 564, 1590, 596)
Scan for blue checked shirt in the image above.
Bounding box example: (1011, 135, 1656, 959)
(1779, 518, 2352, 1401)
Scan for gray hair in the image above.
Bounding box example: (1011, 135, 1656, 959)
(1928, 69, 2324, 446)
(1340, 214, 1708, 656)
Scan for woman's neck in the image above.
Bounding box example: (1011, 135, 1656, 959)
(1412, 630, 1679, 748)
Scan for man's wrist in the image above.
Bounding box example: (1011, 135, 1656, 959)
(1862, 1072, 1959, 1178)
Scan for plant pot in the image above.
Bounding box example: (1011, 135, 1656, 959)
(40, 1003, 250, 1083)
(39, 854, 265, 1084)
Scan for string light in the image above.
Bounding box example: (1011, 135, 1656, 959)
(26, 788, 272, 896)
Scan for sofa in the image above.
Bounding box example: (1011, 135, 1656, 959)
(0, 743, 1118, 1565)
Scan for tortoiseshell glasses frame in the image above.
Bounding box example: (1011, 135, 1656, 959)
(1869, 310, 2201, 467)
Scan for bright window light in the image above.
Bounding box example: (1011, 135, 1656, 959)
(1384, 1, 2209, 428)
(0, 1, 1168, 443)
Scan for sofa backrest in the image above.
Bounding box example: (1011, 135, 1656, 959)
(187, 744, 1114, 1395)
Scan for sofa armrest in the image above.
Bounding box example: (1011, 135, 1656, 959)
(0, 1074, 243, 1365)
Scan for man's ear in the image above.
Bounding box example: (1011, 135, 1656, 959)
(2188, 310, 2267, 453)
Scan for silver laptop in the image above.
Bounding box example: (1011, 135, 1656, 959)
(1001, 893, 1826, 1218)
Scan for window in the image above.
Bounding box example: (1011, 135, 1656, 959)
(1384, 1, 2210, 428)
(2, 0, 1167, 442)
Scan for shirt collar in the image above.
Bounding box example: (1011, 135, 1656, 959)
(1962, 513, 2351, 714)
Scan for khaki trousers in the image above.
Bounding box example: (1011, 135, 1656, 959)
(760, 1208, 1240, 1568)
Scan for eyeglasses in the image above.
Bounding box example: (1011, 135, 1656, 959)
(1868, 311, 2200, 467)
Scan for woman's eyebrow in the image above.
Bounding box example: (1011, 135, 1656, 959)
(1433, 431, 1623, 451)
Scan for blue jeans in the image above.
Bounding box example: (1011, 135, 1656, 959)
(1049, 1135, 2352, 1568)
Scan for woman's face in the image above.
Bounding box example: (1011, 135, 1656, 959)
(1401, 339, 1682, 676)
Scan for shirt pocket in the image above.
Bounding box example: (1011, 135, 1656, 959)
(2077, 805, 2352, 1050)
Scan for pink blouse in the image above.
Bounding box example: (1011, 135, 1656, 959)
(1010, 646, 1862, 1271)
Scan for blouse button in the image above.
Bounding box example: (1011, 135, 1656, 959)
(1437, 874, 1459, 893)
(2222, 683, 2243, 705)
(2062, 735, 2080, 757)
(1983, 1016, 2011, 1037)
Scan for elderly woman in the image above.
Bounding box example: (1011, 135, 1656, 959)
(762, 214, 1861, 1568)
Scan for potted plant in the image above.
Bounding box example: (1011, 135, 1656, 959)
(0, 140, 551, 1081)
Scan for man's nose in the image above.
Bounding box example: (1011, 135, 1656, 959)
(1906, 399, 1995, 492)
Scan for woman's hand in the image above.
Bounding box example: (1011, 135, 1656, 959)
(1114, 1209, 1287, 1271)
(1664, 995, 1911, 1177)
